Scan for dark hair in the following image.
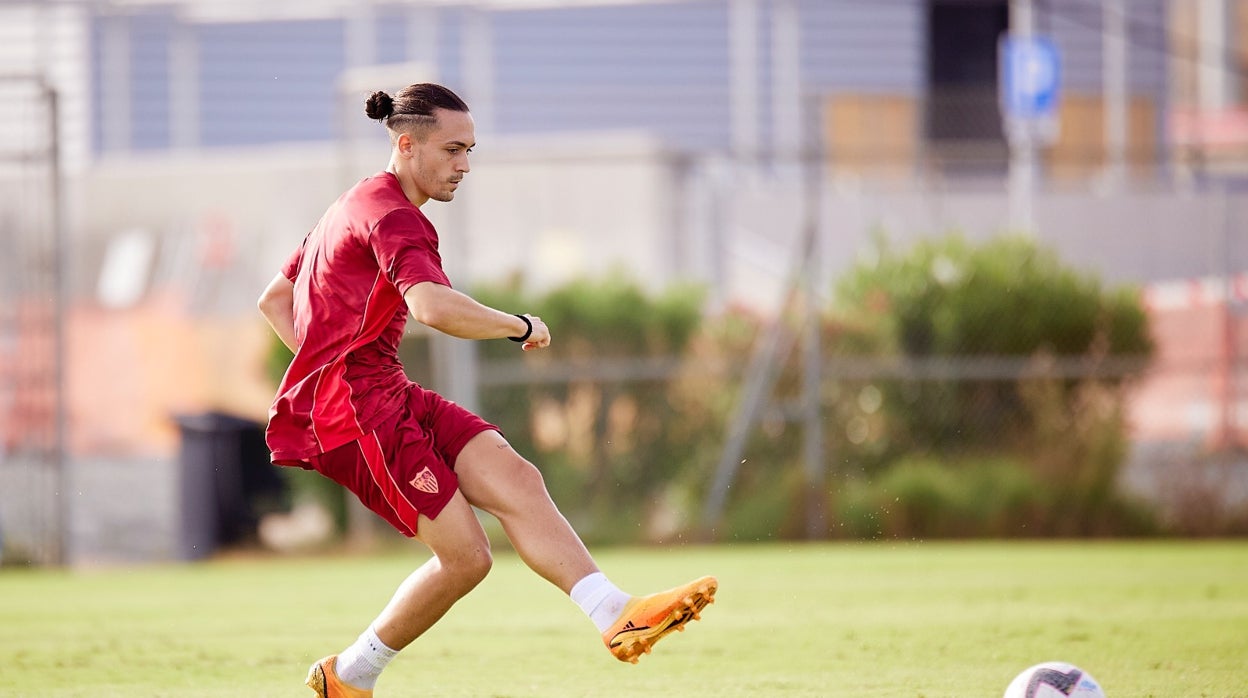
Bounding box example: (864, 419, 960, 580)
(365, 83, 469, 139)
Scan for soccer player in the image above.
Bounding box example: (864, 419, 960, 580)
(257, 83, 716, 698)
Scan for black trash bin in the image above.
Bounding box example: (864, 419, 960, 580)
(174, 412, 286, 559)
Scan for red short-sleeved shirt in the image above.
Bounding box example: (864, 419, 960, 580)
(266, 172, 450, 464)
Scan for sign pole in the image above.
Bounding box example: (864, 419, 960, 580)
(1003, 0, 1060, 234)
(1103, 0, 1128, 189)
(1007, 0, 1036, 233)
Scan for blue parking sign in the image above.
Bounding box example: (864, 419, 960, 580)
(1001, 35, 1061, 120)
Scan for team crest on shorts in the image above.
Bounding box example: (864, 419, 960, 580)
(409, 467, 440, 494)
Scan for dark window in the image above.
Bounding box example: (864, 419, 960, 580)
(926, 0, 1008, 164)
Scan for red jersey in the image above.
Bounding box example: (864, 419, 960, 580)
(266, 172, 450, 464)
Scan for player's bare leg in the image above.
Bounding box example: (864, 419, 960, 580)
(373, 490, 494, 648)
(307, 491, 492, 697)
(454, 430, 596, 592)
(454, 430, 716, 662)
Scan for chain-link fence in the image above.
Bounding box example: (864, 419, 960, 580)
(0, 76, 66, 565)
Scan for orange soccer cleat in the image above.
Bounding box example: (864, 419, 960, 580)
(602, 575, 718, 664)
(305, 655, 373, 698)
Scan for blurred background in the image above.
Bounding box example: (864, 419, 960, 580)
(0, 0, 1244, 567)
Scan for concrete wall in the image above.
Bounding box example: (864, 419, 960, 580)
(75, 132, 682, 308)
(819, 183, 1245, 288)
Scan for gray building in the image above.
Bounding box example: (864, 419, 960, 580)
(80, 1, 1170, 169)
(15, 0, 1229, 293)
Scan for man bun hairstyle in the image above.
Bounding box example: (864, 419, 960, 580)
(365, 91, 395, 120)
(365, 83, 469, 141)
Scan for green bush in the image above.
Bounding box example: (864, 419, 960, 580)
(822, 234, 1158, 538)
(831, 235, 1153, 457)
(472, 273, 709, 542)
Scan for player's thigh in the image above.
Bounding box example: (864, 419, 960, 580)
(453, 429, 552, 517)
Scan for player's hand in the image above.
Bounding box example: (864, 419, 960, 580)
(521, 315, 551, 352)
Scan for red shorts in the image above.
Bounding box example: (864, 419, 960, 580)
(308, 385, 499, 537)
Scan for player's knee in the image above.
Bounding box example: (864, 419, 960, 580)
(465, 546, 493, 587)
(509, 456, 548, 495)
(445, 544, 492, 588)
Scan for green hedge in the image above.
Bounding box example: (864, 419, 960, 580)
(834, 456, 1157, 539)
(821, 234, 1157, 537)
(260, 234, 1167, 542)
(472, 274, 710, 542)
(831, 235, 1152, 457)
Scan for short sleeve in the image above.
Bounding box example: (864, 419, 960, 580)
(370, 208, 451, 294)
(280, 236, 306, 281)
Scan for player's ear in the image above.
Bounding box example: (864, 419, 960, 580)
(395, 132, 413, 157)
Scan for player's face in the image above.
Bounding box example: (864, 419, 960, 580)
(411, 108, 475, 203)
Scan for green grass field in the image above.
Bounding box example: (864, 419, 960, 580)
(2, 541, 1245, 697)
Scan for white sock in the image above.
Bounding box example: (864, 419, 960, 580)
(570, 572, 632, 633)
(334, 625, 399, 690)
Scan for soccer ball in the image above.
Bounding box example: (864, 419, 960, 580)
(1003, 662, 1105, 698)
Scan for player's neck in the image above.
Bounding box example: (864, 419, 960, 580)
(386, 161, 429, 209)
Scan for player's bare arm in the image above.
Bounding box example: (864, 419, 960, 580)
(404, 281, 550, 351)
(258, 273, 298, 352)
